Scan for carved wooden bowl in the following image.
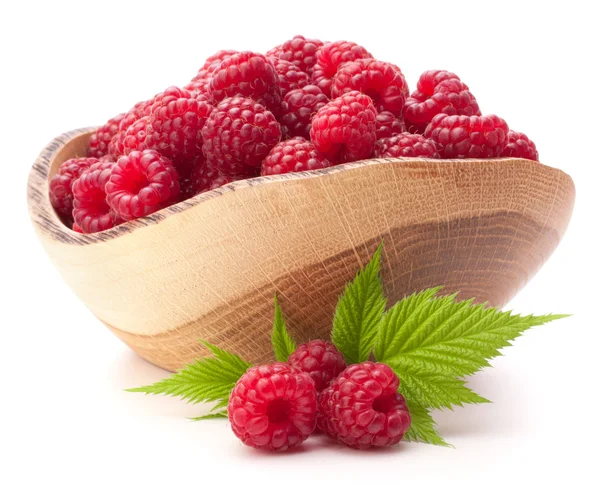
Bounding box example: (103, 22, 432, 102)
(27, 128, 575, 371)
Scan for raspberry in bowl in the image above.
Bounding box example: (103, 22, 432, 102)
(27, 37, 575, 371)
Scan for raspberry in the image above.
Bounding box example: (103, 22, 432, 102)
(425, 113, 509, 159)
(374, 133, 439, 158)
(287, 339, 347, 392)
(312, 41, 373, 97)
(269, 58, 311, 96)
(106, 150, 180, 221)
(199, 49, 238, 73)
(331, 58, 408, 115)
(404, 71, 480, 134)
(318, 362, 411, 449)
(208, 174, 233, 190)
(208, 52, 281, 113)
(280, 85, 329, 139)
(228, 363, 317, 451)
(310, 90, 377, 163)
(72, 161, 121, 233)
(145, 87, 214, 166)
(202, 96, 282, 177)
(49, 157, 99, 220)
(261, 137, 332, 176)
(375, 111, 407, 139)
(72, 223, 83, 233)
(185, 51, 238, 98)
(109, 99, 154, 158)
(502, 130, 539, 161)
(88, 113, 126, 159)
(122, 116, 149, 154)
(266, 35, 324, 76)
(179, 155, 209, 199)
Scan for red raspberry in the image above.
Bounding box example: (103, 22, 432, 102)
(310, 90, 377, 163)
(228, 363, 317, 451)
(425, 113, 509, 158)
(208, 51, 281, 113)
(72, 161, 121, 233)
(183, 76, 211, 98)
(270, 58, 311, 95)
(208, 174, 233, 190)
(106, 150, 179, 221)
(202, 96, 282, 177)
(502, 130, 539, 161)
(332, 58, 408, 116)
(280, 85, 329, 139)
(287, 339, 347, 392)
(72, 223, 83, 233)
(375, 111, 407, 139)
(404, 71, 480, 134)
(179, 155, 209, 199)
(312, 41, 373, 97)
(109, 99, 154, 158)
(88, 113, 126, 159)
(265, 35, 324, 76)
(261, 137, 332, 176)
(122, 116, 149, 154)
(49, 157, 99, 220)
(145, 87, 214, 166)
(374, 133, 439, 159)
(318, 362, 411, 449)
(199, 49, 238, 73)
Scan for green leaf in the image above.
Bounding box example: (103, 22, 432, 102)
(189, 411, 228, 421)
(374, 288, 568, 411)
(332, 244, 387, 364)
(271, 295, 296, 361)
(127, 341, 251, 407)
(403, 400, 450, 447)
(393, 361, 490, 410)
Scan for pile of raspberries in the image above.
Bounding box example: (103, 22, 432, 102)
(229, 339, 411, 451)
(49, 36, 539, 234)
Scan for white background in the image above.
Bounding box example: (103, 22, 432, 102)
(1, 1, 599, 493)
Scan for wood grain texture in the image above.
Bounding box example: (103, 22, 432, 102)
(27, 129, 575, 371)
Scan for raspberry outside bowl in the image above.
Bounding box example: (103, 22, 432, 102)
(27, 128, 575, 371)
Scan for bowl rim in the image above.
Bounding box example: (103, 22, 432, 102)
(27, 127, 574, 246)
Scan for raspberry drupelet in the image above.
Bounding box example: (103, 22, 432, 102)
(318, 362, 411, 449)
(311, 40, 373, 97)
(72, 161, 121, 233)
(280, 85, 329, 140)
(228, 363, 317, 451)
(425, 113, 509, 158)
(106, 150, 180, 221)
(501, 130, 539, 161)
(287, 339, 347, 392)
(208, 51, 281, 113)
(49, 157, 100, 221)
(404, 70, 481, 134)
(202, 96, 282, 177)
(310, 90, 377, 163)
(374, 133, 439, 158)
(332, 58, 409, 116)
(261, 138, 332, 176)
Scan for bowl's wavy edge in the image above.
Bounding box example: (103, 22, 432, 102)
(27, 127, 576, 246)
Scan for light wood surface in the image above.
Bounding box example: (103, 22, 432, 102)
(27, 128, 576, 371)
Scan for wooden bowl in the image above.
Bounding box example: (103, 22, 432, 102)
(28, 128, 575, 371)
